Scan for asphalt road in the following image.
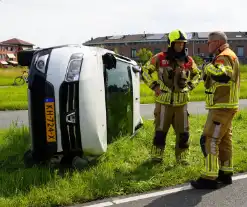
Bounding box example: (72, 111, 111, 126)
(75, 174, 247, 207)
(0, 110, 29, 128)
(1, 100, 247, 129)
(113, 179, 247, 207)
(141, 99, 247, 120)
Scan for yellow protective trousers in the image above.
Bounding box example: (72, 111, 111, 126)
(200, 108, 238, 179)
(152, 102, 190, 160)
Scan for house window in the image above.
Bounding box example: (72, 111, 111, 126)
(237, 46, 244, 57)
(197, 48, 200, 54)
(131, 49, 136, 58)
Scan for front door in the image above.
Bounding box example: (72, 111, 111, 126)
(104, 58, 133, 143)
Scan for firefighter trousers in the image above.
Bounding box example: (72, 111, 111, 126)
(200, 108, 238, 180)
(152, 102, 190, 161)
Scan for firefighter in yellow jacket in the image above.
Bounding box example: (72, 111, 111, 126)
(191, 31, 240, 189)
(142, 29, 200, 165)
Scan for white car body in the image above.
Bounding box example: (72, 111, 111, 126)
(20, 44, 143, 163)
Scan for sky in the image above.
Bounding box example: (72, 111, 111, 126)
(0, 0, 246, 48)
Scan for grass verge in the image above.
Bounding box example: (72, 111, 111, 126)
(0, 67, 28, 110)
(1, 110, 247, 207)
(0, 67, 27, 86)
(0, 85, 27, 110)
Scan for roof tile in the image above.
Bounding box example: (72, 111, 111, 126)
(84, 31, 247, 45)
(0, 38, 34, 46)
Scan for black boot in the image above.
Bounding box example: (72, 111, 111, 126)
(190, 177, 219, 189)
(151, 131, 166, 163)
(217, 170, 232, 185)
(151, 146, 164, 163)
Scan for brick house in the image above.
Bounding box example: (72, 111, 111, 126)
(0, 38, 34, 67)
(83, 31, 247, 64)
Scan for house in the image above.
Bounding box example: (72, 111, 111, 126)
(83, 31, 247, 64)
(0, 38, 34, 67)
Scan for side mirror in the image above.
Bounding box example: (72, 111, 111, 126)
(102, 53, 116, 70)
(17, 49, 37, 67)
(132, 65, 141, 73)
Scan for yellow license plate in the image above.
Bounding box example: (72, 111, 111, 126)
(44, 98, 56, 143)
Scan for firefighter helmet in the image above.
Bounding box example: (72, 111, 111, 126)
(167, 29, 187, 47)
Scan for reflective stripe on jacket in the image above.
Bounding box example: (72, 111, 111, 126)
(203, 47, 240, 109)
(142, 52, 200, 106)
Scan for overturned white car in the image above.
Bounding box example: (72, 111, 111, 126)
(18, 44, 143, 169)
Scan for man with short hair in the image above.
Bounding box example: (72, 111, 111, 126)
(142, 29, 200, 165)
(191, 31, 240, 189)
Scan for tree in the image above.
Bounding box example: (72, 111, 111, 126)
(136, 48, 153, 66)
(192, 55, 204, 66)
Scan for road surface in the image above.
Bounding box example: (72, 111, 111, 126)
(1, 100, 247, 129)
(73, 174, 247, 207)
(0, 110, 29, 129)
(141, 99, 247, 120)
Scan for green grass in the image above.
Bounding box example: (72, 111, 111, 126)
(1, 110, 247, 207)
(0, 67, 28, 110)
(140, 64, 247, 104)
(0, 67, 28, 86)
(0, 85, 27, 111)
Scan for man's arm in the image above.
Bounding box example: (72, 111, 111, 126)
(141, 55, 160, 90)
(204, 55, 233, 83)
(187, 58, 201, 90)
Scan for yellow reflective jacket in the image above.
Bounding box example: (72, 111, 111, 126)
(203, 45, 240, 109)
(142, 52, 200, 106)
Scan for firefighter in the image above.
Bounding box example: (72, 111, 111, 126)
(142, 29, 200, 165)
(191, 31, 240, 189)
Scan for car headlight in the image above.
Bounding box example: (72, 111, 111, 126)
(65, 53, 83, 82)
(35, 54, 49, 73)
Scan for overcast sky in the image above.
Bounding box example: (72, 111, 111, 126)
(0, 0, 246, 48)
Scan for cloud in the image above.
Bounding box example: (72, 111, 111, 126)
(0, 0, 246, 47)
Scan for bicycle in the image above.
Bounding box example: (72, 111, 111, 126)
(13, 71, 29, 86)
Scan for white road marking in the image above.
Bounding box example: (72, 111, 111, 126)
(82, 173, 247, 207)
(82, 202, 114, 207)
(112, 185, 191, 204)
(232, 173, 247, 181)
